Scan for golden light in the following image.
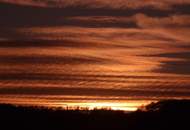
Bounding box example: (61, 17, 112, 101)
(58, 101, 151, 111)
(0, 95, 153, 111)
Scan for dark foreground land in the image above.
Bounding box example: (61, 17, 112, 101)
(0, 100, 190, 130)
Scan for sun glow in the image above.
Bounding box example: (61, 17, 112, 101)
(57, 101, 150, 111)
(0, 94, 154, 111)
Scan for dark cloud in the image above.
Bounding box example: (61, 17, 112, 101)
(143, 52, 190, 75)
(0, 55, 112, 65)
(0, 28, 27, 40)
(151, 52, 190, 59)
(0, 39, 136, 49)
(0, 86, 189, 99)
(0, 39, 96, 48)
(156, 60, 190, 75)
(61, 18, 139, 28)
(0, 73, 175, 81)
(172, 3, 190, 15)
(0, 2, 190, 28)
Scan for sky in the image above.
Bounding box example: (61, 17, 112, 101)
(0, 0, 190, 111)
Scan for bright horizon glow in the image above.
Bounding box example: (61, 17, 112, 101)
(0, 97, 152, 111)
(59, 102, 140, 111)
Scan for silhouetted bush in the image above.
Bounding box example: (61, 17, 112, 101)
(0, 100, 189, 130)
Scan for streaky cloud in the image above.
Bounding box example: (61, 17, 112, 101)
(0, 86, 190, 99)
(1, 1, 190, 28)
(1, 0, 190, 9)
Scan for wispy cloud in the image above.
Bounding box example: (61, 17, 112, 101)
(0, 1, 189, 29)
(1, 0, 190, 9)
(0, 0, 190, 104)
(0, 86, 190, 100)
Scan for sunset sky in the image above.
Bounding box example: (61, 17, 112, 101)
(0, 0, 190, 111)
